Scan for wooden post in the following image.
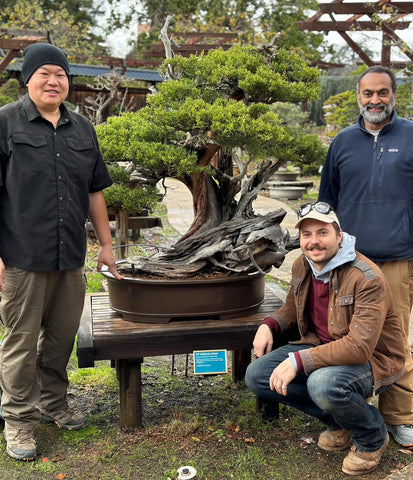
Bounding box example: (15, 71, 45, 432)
(116, 358, 143, 428)
(256, 397, 280, 422)
(231, 349, 251, 381)
(115, 210, 129, 260)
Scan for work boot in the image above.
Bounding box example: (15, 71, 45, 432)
(318, 428, 351, 451)
(342, 433, 389, 476)
(4, 423, 36, 461)
(41, 407, 87, 431)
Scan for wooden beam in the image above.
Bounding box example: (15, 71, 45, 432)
(0, 28, 48, 37)
(0, 49, 19, 75)
(381, 29, 392, 67)
(338, 31, 375, 66)
(142, 44, 233, 58)
(319, 2, 413, 15)
(381, 25, 413, 62)
(0, 38, 43, 49)
(296, 20, 410, 31)
(172, 32, 237, 39)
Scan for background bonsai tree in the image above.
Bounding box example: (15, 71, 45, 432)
(96, 37, 326, 278)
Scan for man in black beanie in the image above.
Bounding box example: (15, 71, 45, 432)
(0, 42, 122, 461)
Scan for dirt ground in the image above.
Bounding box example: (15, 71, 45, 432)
(0, 353, 411, 480)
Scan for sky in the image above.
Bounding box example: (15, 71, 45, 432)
(96, 0, 139, 57)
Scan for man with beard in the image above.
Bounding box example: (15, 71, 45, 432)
(318, 65, 413, 448)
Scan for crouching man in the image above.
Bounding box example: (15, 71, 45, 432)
(245, 202, 405, 476)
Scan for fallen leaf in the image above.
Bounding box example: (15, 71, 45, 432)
(229, 423, 240, 432)
(191, 436, 201, 442)
(244, 438, 255, 443)
(394, 461, 406, 469)
(52, 454, 66, 463)
(399, 448, 413, 455)
(300, 436, 316, 444)
(42, 457, 50, 462)
(55, 474, 67, 480)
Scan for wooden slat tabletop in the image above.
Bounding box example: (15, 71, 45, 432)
(78, 283, 285, 365)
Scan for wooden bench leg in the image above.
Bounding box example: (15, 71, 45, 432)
(256, 396, 279, 422)
(231, 350, 279, 421)
(116, 358, 143, 428)
(232, 349, 251, 381)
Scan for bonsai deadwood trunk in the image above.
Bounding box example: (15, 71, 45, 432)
(132, 151, 294, 278)
(177, 144, 221, 242)
(127, 209, 297, 279)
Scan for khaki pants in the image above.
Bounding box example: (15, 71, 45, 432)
(376, 259, 413, 425)
(0, 267, 86, 428)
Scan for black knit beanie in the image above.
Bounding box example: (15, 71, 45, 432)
(22, 43, 70, 84)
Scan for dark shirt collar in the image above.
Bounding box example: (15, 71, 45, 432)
(21, 93, 75, 126)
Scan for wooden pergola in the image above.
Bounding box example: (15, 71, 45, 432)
(141, 32, 237, 60)
(74, 33, 238, 71)
(0, 28, 50, 75)
(296, 1, 413, 67)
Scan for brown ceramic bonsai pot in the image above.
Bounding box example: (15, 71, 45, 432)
(102, 265, 265, 323)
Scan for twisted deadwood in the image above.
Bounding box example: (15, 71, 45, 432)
(126, 209, 299, 278)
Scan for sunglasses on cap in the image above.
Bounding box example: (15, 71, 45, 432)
(297, 201, 334, 218)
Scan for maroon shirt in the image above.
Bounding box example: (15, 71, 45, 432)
(261, 276, 333, 372)
(307, 277, 334, 344)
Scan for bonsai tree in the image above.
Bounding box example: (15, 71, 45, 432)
(96, 32, 326, 278)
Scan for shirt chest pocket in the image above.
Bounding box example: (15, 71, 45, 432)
(65, 137, 96, 179)
(333, 295, 354, 333)
(10, 133, 49, 174)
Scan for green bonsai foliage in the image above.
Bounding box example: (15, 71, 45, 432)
(104, 164, 160, 214)
(0, 78, 20, 107)
(96, 44, 325, 240)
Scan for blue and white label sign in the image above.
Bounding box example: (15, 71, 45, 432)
(193, 349, 228, 375)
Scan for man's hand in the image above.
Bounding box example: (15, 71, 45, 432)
(96, 245, 123, 280)
(253, 324, 274, 357)
(269, 358, 297, 396)
(0, 257, 4, 292)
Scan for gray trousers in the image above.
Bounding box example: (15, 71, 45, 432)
(0, 267, 85, 428)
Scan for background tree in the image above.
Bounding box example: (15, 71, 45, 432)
(96, 41, 326, 277)
(38, 0, 104, 27)
(0, 79, 20, 107)
(1, 0, 107, 56)
(83, 70, 136, 125)
(106, 0, 336, 61)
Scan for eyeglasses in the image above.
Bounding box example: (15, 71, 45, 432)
(297, 202, 334, 218)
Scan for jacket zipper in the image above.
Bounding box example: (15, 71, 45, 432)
(368, 134, 383, 200)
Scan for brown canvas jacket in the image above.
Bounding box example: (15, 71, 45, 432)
(273, 251, 405, 393)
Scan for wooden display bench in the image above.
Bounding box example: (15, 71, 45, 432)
(77, 284, 286, 427)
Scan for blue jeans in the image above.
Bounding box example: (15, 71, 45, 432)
(245, 344, 388, 451)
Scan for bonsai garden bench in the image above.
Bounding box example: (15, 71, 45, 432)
(76, 283, 287, 428)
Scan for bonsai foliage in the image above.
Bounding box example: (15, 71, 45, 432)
(0, 79, 20, 107)
(96, 43, 325, 276)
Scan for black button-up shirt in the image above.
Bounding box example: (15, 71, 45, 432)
(0, 95, 112, 271)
